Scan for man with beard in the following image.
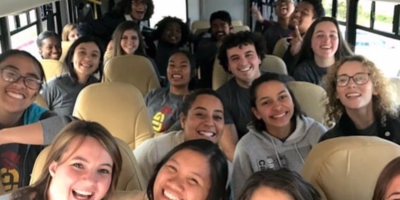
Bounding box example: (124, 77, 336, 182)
(78, 0, 156, 56)
(282, 0, 325, 75)
(252, 0, 295, 54)
(196, 10, 232, 89)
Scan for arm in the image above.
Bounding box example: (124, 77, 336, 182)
(0, 115, 74, 145)
(219, 124, 238, 162)
(133, 139, 158, 186)
(232, 146, 253, 199)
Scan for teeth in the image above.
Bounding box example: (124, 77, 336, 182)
(7, 91, 24, 100)
(239, 67, 251, 72)
(321, 45, 331, 49)
(164, 190, 179, 200)
(199, 131, 215, 137)
(272, 113, 286, 118)
(172, 75, 182, 78)
(74, 190, 93, 196)
(217, 33, 224, 36)
(346, 93, 361, 97)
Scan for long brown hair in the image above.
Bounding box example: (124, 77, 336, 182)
(372, 157, 400, 200)
(10, 120, 123, 200)
(111, 21, 146, 57)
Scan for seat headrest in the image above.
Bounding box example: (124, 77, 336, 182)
(302, 136, 400, 200)
(103, 55, 160, 97)
(30, 138, 146, 191)
(73, 82, 154, 149)
(261, 55, 288, 75)
(287, 81, 327, 125)
(39, 59, 63, 82)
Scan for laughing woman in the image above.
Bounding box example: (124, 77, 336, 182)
(232, 73, 326, 198)
(320, 55, 400, 143)
(144, 50, 195, 134)
(41, 36, 103, 116)
(0, 50, 73, 191)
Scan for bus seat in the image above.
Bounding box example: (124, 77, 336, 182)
(102, 55, 160, 97)
(287, 81, 327, 125)
(231, 26, 250, 33)
(212, 56, 232, 90)
(0, 182, 4, 196)
(35, 94, 49, 109)
(30, 137, 147, 191)
(260, 55, 288, 75)
(73, 82, 154, 149)
(40, 59, 63, 82)
(231, 20, 243, 26)
(60, 41, 73, 62)
(191, 20, 210, 30)
(390, 77, 400, 102)
(272, 37, 290, 58)
(302, 136, 400, 200)
(194, 28, 209, 36)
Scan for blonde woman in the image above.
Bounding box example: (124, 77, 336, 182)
(320, 55, 400, 144)
(61, 23, 80, 42)
(7, 120, 122, 200)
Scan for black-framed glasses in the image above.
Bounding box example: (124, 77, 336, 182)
(0, 68, 42, 90)
(335, 72, 370, 87)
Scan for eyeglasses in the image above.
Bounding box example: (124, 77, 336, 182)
(0, 68, 42, 90)
(335, 72, 370, 87)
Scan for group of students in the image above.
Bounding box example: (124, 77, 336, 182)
(1, 0, 400, 199)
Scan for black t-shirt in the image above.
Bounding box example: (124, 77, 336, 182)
(293, 59, 328, 86)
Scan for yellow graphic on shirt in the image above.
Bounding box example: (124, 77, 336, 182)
(152, 112, 165, 132)
(1, 168, 19, 192)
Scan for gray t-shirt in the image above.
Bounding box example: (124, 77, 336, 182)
(144, 88, 184, 133)
(41, 74, 99, 116)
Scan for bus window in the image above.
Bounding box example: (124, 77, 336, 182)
(150, 0, 187, 28)
(355, 30, 400, 77)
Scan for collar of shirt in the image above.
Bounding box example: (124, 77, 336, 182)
(124, 14, 144, 31)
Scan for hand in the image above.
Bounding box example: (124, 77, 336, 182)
(290, 26, 303, 56)
(106, 40, 114, 51)
(251, 5, 264, 22)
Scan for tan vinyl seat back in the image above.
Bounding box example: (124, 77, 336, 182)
(231, 26, 250, 33)
(35, 94, 49, 109)
(390, 77, 400, 102)
(30, 137, 146, 191)
(287, 81, 327, 125)
(73, 82, 154, 149)
(60, 41, 73, 62)
(40, 59, 63, 81)
(212, 56, 233, 90)
(103, 55, 160, 97)
(0, 182, 4, 196)
(194, 28, 209, 37)
(191, 20, 210, 30)
(302, 136, 400, 200)
(232, 20, 243, 26)
(261, 55, 288, 75)
(273, 37, 290, 58)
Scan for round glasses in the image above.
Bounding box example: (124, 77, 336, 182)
(0, 68, 42, 90)
(334, 73, 370, 87)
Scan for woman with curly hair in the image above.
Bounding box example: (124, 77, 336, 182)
(320, 55, 400, 144)
(153, 16, 190, 77)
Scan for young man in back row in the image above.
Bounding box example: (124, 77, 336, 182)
(216, 31, 293, 161)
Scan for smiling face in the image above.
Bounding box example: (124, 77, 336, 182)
(275, 0, 295, 19)
(153, 149, 211, 200)
(211, 19, 231, 42)
(39, 37, 62, 60)
(131, 0, 148, 21)
(227, 44, 262, 87)
(252, 81, 294, 131)
(180, 94, 224, 144)
(335, 61, 376, 112)
(120, 29, 139, 55)
(162, 22, 182, 44)
(289, 1, 315, 34)
(311, 21, 339, 59)
(48, 136, 113, 200)
(72, 42, 101, 81)
(68, 28, 80, 42)
(167, 53, 191, 88)
(0, 55, 42, 115)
